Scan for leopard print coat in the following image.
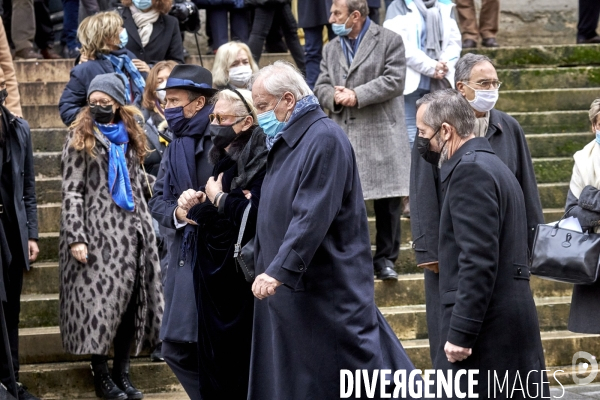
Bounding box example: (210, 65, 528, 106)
(59, 129, 164, 355)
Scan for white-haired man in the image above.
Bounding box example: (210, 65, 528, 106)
(315, 0, 410, 280)
(249, 61, 420, 399)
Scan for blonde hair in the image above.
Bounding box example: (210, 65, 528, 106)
(590, 99, 600, 128)
(212, 42, 259, 89)
(213, 89, 258, 124)
(78, 11, 123, 60)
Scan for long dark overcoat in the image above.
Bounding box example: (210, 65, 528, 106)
(434, 138, 548, 399)
(297, 0, 331, 28)
(248, 107, 419, 400)
(148, 126, 213, 342)
(122, 7, 184, 65)
(1, 112, 37, 271)
(410, 108, 544, 364)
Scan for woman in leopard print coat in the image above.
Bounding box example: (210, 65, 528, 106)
(59, 73, 163, 400)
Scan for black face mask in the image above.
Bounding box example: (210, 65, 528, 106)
(210, 124, 238, 149)
(0, 89, 8, 105)
(417, 128, 442, 165)
(90, 105, 115, 124)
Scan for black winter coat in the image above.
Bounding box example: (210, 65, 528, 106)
(435, 138, 548, 399)
(141, 107, 169, 177)
(0, 110, 37, 271)
(297, 0, 331, 28)
(58, 49, 146, 127)
(566, 187, 600, 333)
(409, 108, 544, 365)
(122, 8, 185, 65)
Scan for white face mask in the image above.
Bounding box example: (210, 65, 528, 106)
(228, 65, 253, 88)
(465, 86, 499, 113)
(156, 81, 166, 103)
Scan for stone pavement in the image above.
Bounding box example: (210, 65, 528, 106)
(552, 383, 600, 399)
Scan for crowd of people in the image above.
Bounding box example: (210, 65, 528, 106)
(0, 0, 598, 399)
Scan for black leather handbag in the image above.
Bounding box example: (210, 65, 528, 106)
(530, 209, 600, 285)
(234, 203, 255, 283)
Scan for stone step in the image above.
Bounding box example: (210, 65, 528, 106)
(37, 232, 59, 263)
(35, 177, 61, 204)
(373, 274, 572, 308)
(538, 183, 568, 210)
(20, 358, 181, 399)
(22, 105, 63, 129)
(511, 110, 589, 134)
(37, 203, 61, 233)
(497, 88, 599, 113)
(403, 330, 600, 371)
(498, 66, 600, 91)
(14, 59, 74, 83)
(526, 132, 591, 158)
(33, 151, 61, 178)
(470, 44, 600, 69)
(32, 128, 67, 153)
(21, 293, 58, 328)
(381, 296, 571, 341)
(533, 157, 573, 184)
(23, 262, 59, 295)
(19, 82, 68, 106)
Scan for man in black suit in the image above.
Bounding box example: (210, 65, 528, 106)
(415, 89, 548, 398)
(577, 0, 600, 43)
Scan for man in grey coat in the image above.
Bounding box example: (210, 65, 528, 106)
(315, 0, 410, 280)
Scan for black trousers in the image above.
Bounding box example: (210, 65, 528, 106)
(247, 4, 306, 75)
(34, 0, 54, 50)
(162, 340, 201, 400)
(0, 220, 24, 387)
(578, 0, 600, 40)
(372, 196, 402, 271)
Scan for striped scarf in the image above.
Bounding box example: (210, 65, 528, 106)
(339, 17, 371, 67)
(106, 53, 146, 104)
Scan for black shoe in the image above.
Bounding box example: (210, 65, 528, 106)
(16, 383, 40, 400)
(375, 265, 399, 280)
(481, 37, 499, 48)
(112, 371, 143, 400)
(150, 342, 164, 362)
(462, 39, 477, 49)
(91, 362, 128, 400)
(577, 35, 600, 44)
(62, 46, 80, 59)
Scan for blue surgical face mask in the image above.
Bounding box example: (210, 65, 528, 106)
(257, 96, 287, 138)
(596, 130, 600, 145)
(118, 29, 128, 49)
(332, 15, 353, 37)
(133, 0, 152, 10)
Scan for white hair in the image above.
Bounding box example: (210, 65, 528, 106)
(250, 61, 312, 100)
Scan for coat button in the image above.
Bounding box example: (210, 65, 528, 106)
(465, 151, 472, 155)
(517, 267, 522, 275)
(298, 264, 305, 271)
(179, 260, 184, 267)
(411, 242, 416, 249)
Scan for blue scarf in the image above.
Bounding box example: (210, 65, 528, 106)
(339, 17, 371, 67)
(95, 121, 135, 212)
(266, 94, 321, 151)
(104, 53, 146, 104)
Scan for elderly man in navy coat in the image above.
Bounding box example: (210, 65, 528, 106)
(248, 61, 420, 399)
(416, 89, 548, 398)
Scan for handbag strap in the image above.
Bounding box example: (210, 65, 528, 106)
(234, 203, 252, 257)
(554, 205, 578, 228)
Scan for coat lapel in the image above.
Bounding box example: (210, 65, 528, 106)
(334, 38, 349, 74)
(122, 9, 144, 49)
(147, 15, 165, 47)
(347, 23, 379, 76)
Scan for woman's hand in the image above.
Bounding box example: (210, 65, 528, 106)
(132, 59, 150, 73)
(70, 242, 88, 264)
(242, 190, 252, 200)
(433, 61, 448, 80)
(206, 173, 224, 203)
(178, 189, 203, 210)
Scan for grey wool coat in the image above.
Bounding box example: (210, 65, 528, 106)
(314, 21, 410, 200)
(59, 129, 164, 355)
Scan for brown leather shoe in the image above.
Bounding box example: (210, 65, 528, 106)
(41, 48, 61, 59)
(14, 48, 42, 60)
(462, 39, 477, 49)
(482, 37, 499, 48)
(577, 35, 600, 44)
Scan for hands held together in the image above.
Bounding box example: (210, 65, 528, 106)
(334, 86, 357, 107)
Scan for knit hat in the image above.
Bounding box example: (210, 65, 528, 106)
(87, 73, 127, 106)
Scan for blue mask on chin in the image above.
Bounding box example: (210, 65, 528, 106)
(118, 29, 128, 49)
(332, 15, 353, 37)
(257, 97, 287, 138)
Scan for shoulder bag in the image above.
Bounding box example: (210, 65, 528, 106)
(234, 203, 255, 283)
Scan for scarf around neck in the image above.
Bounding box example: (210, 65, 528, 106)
(130, 5, 159, 48)
(266, 94, 321, 150)
(105, 53, 146, 104)
(413, 0, 443, 60)
(232, 127, 268, 190)
(95, 121, 135, 212)
(340, 17, 371, 67)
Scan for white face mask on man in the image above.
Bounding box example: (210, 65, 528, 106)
(464, 84, 499, 113)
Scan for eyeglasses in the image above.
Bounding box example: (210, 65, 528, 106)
(209, 113, 248, 124)
(464, 80, 502, 90)
(89, 100, 115, 107)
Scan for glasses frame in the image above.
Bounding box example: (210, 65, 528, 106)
(209, 113, 249, 125)
(88, 100, 115, 107)
(464, 80, 503, 90)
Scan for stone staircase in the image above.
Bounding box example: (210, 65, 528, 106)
(15, 45, 600, 398)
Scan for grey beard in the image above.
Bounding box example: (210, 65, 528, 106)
(438, 143, 449, 168)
